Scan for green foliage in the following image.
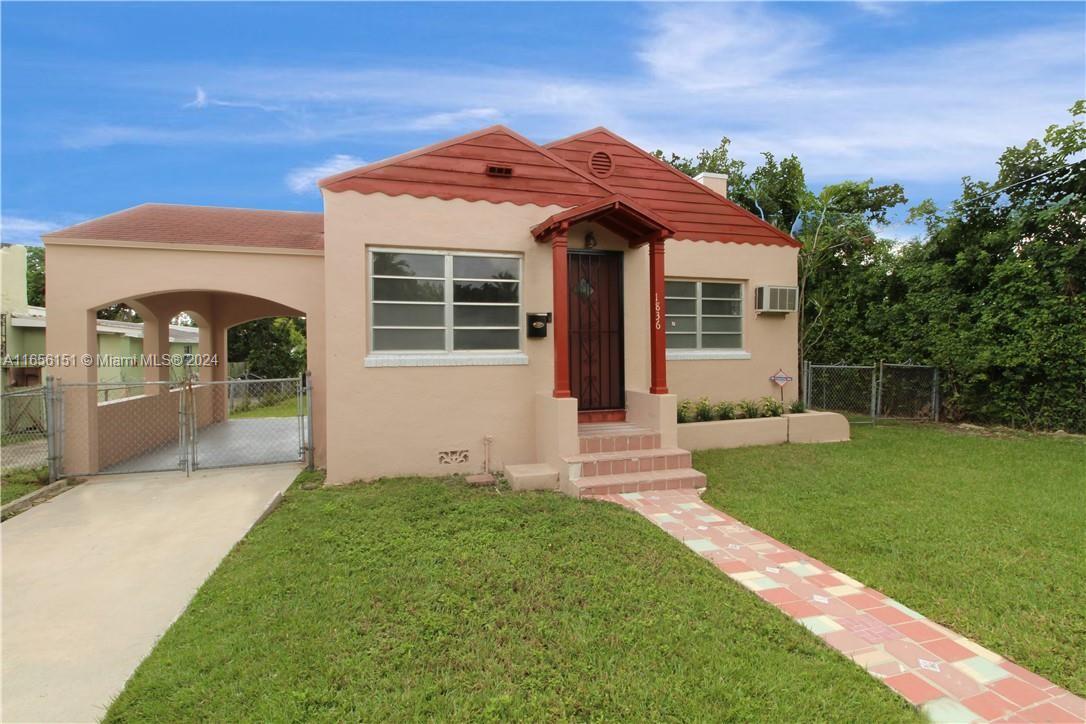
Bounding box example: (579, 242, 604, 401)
(25, 246, 45, 306)
(676, 399, 696, 423)
(228, 317, 307, 379)
(1, 465, 48, 505)
(694, 396, 714, 422)
(737, 399, 762, 419)
(789, 399, 807, 414)
(714, 401, 737, 420)
(760, 396, 785, 417)
(662, 103, 1086, 432)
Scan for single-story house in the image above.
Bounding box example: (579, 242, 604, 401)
(42, 125, 801, 493)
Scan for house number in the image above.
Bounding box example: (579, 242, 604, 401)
(654, 293, 662, 330)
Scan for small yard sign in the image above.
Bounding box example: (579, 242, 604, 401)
(769, 369, 794, 387)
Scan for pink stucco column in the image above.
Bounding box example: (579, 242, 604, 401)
(552, 226, 571, 398)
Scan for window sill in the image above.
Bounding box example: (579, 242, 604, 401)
(364, 353, 529, 368)
(666, 349, 752, 361)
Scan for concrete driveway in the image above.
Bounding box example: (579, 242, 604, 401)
(1, 462, 301, 723)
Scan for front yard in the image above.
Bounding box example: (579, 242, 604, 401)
(698, 423, 1086, 695)
(106, 473, 914, 722)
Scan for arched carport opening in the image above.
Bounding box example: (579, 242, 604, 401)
(49, 286, 318, 476)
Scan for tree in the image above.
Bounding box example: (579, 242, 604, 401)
(228, 317, 306, 379)
(25, 246, 45, 306)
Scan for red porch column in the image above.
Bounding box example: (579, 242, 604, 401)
(552, 226, 572, 398)
(649, 235, 669, 394)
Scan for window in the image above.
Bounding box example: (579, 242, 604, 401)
(370, 249, 521, 353)
(664, 280, 743, 350)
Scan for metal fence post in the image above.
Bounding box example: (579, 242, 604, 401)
(44, 377, 58, 483)
(932, 368, 940, 422)
(876, 360, 885, 421)
(870, 364, 879, 424)
(305, 371, 314, 471)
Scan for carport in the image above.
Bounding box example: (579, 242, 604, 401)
(42, 204, 327, 476)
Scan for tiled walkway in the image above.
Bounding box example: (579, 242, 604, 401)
(597, 489, 1086, 723)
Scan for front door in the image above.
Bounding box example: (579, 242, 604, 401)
(568, 250, 624, 411)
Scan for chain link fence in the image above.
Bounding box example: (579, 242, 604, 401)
(1, 385, 49, 473)
(804, 361, 939, 425)
(22, 374, 313, 479)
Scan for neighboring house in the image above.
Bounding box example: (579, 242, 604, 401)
(41, 126, 800, 491)
(1, 244, 198, 398)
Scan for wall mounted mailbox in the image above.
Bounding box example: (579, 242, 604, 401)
(527, 312, 552, 338)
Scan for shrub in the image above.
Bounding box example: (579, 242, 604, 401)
(715, 401, 737, 420)
(695, 397, 715, 422)
(789, 399, 806, 413)
(677, 399, 696, 423)
(761, 396, 785, 417)
(737, 399, 761, 419)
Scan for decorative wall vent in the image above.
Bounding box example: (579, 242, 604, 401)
(486, 164, 514, 178)
(438, 449, 470, 464)
(588, 150, 614, 178)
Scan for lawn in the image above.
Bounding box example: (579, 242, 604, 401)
(106, 474, 916, 722)
(1, 465, 49, 505)
(698, 422, 1086, 696)
(229, 394, 304, 419)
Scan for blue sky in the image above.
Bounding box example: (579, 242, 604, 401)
(2, 1, 1083, 245)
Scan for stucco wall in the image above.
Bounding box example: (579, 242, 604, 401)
(664, 239, 799, 405)
(322, 191, 566, 483)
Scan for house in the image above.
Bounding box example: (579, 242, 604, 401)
(41, 126, 801, 492)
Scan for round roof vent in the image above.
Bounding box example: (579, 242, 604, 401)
(588, 149, 614, 178)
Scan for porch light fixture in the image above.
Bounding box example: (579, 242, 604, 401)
(584, 231, 597, 249)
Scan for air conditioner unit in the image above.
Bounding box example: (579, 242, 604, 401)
(755, 285, 798, 314)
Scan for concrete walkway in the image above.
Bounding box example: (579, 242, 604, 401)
(602, 489, 1086, 724)
(105, 417, 304, 473)
(1, 463, 300, 723)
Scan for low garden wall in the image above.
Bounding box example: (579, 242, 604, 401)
(677, 411, 849, 451)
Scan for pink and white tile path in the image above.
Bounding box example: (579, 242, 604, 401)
(596, 489, 1086, 723)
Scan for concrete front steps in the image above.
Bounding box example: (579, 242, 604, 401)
(567, 422, 705, 498)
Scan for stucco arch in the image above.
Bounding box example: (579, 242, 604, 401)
(43, 240, 326, 473)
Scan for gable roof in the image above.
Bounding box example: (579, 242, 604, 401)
(545, 127, 798, 248)
(320, 125, 613, 208)
(531, 194, 676, 244)
(44, 204, 324, 251)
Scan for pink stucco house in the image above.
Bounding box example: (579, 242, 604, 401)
(43, 125, 801, 493)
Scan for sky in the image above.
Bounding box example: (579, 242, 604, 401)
(2, 1, 1083, 246)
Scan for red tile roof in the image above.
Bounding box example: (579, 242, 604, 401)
(322, 124, 798, 248)
(44, 204, 324, 251)
(545, 127, 798, 248)
(321, 125, 608, 208)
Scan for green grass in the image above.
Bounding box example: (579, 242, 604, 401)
(229, 395, 303, 419)
(1, 465, 49, 505)
(105, 475, 916, 723)
(698, 422, 1086, 695)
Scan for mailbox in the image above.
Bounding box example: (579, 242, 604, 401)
(526, 312, 551, 338)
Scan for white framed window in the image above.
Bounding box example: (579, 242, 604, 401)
(369, 249, 522, 354)
(664, 279, 744, 350)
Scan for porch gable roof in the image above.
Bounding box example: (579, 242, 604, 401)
(530, 194, 676, 245)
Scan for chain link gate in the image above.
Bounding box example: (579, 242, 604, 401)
(803, 362, 878, 423)
(1, 385, 50, 476)
(52, 375, 311, 476)
(804, 361, 940, 425)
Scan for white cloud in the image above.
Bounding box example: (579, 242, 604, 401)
(854, 1, 901, 18)
(410, 107, 502, 130)
(637, 4, 824, 91)
(0, 216, 64, 245)
(285, 154, 366, 193)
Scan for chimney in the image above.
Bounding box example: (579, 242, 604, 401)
(693, 172, 728, 198)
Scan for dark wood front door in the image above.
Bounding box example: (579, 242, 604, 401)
(568, 251, 624, 411)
